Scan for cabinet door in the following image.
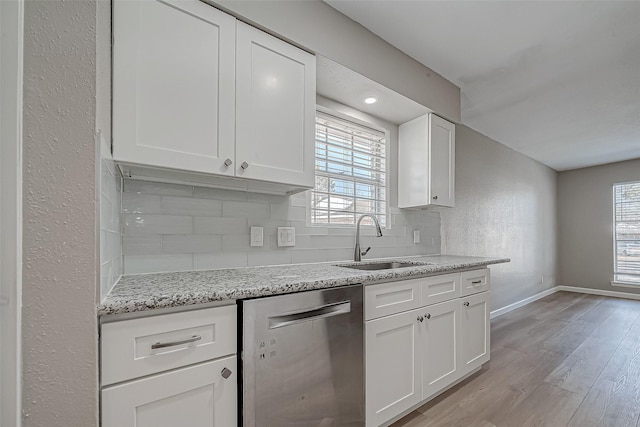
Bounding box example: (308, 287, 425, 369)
(420, 299, 459, 400)
(459, 291, 491, 376)
(102, 356, 237, 427)
(235, 21, 316, 188)
(113, 0, 236, 176)
(366, 308, 422, 427)
(429, 114, 455, 207)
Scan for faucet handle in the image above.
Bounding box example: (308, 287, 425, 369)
(361, 247, 371, 257)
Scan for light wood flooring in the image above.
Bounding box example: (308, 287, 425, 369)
(392, 291, 640, 427)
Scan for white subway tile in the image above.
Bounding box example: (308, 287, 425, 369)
(162, 196, 222, 217)
(193, 186, 248, 201)
(247, 192, 287, 204)
(291, 221, 328, 236)
(247, 251, 292, 267)
(221, 234, 251, 251)
(124, 180, 193, 197)
(123, 235, 162, 255)
(123, 214, 192, 235)
(223, 201, 270, 218)
(325, 248, 353, 262)
(194, 217, 248, 234)
(122, 192, 162, 214)
(270, 204, 306, 221)
(309, 235, 354, 249)
(124, 254, 194, 274)
(162, 235, 223, 254)
(291, 249, 328, 264)
(193, 252, 248, 270)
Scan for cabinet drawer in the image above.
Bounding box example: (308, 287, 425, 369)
(101, 305, 236, 386)
(460, 269, 490, 296)
(365, 279, 422, 321)
(421, 273, 460, 306)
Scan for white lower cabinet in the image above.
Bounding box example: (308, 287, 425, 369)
(102, 356, 237, 427)
(365, 269, 491, 426)
(459, 291, 490, 376)
(366, 308, 422, 427)
(420, 299, 459, 400)
(100, 305, 237, 427)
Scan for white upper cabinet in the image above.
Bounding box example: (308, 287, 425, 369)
(112, 1, 316, 193)
(235, 22, 316, 188)
(113, 0, 236, 176)
(398, 113, 455, 208)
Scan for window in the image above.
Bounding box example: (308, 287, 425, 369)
(311, 110, 387, 227)
(613, 181, 640, 284)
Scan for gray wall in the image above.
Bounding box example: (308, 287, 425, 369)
(558, 158, 640, 293)
(214, 0, 461, 122)
(441, 125, 558, 310)
(22, 1, 98, 425)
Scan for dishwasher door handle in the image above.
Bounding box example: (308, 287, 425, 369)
(268, 301, 352, 329)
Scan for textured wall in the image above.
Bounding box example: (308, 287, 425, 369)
(441, 125, 558, 311)
(558, 158, 640, 293)
(214, 0, 461, 122)
(22, 1, 98, 425)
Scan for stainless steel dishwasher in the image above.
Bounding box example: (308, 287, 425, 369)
(241, 284, 364, 426)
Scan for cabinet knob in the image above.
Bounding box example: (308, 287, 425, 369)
(463, 301, 470, 307)
(425, 313, 431, 320)
(241, 161, 249, 170)
(223, 158, 232, 167)
(221, 367, 232, 379)
(432, 195, 438, 200)
(417, 316, 424, 323)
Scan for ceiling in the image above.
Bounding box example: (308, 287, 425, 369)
(316, 55, 430, 124)
(324, 1, 640, 171)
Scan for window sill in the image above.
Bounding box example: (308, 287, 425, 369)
(611, 281, 640, 288)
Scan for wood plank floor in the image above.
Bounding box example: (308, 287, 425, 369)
(392, 291, 640, 427)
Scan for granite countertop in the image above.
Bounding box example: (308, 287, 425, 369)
(98, 254, 510, 316)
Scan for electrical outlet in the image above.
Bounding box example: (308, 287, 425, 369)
(277, 227, 295, 247)
(250, 226, 263, 247)
(413, 230, 420, 244)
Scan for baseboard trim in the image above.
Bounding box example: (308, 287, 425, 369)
(557, 285, 640, 301)
(490, 286, 560, 319)
(490, 285, 640, 319)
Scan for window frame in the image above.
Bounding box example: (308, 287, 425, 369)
(307, 105, 390, 229)
(612, 180, 640, 287)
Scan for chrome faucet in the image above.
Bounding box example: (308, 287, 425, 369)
(354, 214, 383, 262)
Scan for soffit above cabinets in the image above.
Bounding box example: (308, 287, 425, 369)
(325, 1, 640, 171)
(316, 55, 431, 126)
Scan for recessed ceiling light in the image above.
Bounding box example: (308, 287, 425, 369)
(364, 97, 377, 105)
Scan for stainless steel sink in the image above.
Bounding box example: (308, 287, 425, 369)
(339, 261, 429, 271)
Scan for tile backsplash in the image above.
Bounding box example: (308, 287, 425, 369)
(100, 157, 123, 297)
(121, 180, 441, 274)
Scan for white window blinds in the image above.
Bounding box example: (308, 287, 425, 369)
(311, 111, 387, 227)
(614, 181, 640, 284)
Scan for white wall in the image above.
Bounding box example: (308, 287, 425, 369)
(22, 1, 99, 425)
(213, 0, 461, 122)
(558, 157, 640, 293)
(441, 125, 558, 310)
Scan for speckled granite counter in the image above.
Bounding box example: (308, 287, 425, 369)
(99, 255, 510, 316)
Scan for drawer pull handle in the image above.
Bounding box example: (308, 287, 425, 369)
(241, 161, 249, 170)
(223, 158, 233, 167)
(463, 301, 470, 307)
(221, 367, 232, 379)
(425, 313, 431, 320)
(417, 316, 424, 323)
(471, 280, 482, 284)
(151, 335, 202, 350)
